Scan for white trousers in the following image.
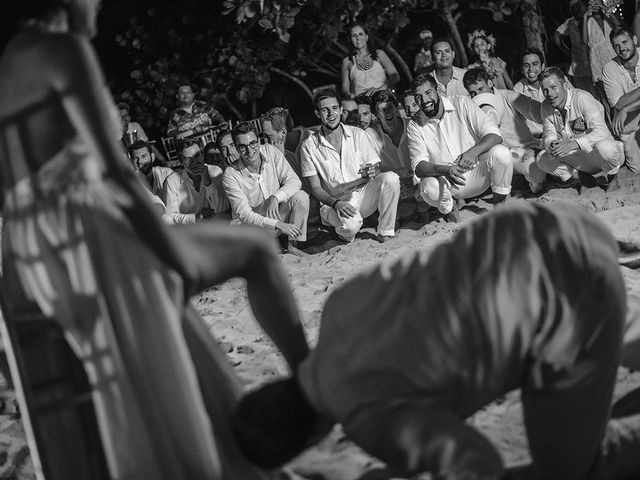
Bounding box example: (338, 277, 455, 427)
(537, 140, 623, 182)
(418, 144, 513, 214)
(320, 171, 400, 242)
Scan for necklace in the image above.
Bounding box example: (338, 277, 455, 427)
(355, 53, 373, 70)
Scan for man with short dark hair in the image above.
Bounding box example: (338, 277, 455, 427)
(353, 93, 375, 131)
(300, 88, 400, 243)
(401, 89, 420, 118)
(215, 130, 239, 166)
(163, 143, 229, 223)
(260, 107, 311, 179)
(128, 140, 174, 200)
(340, 98, 359, 126)
(463, 67, 546, 193)
(603, 25, 640, 174)
(538, 66, 623, 187)
(166, 83, 225, 138)
(431, 38, 468, 97)
(408, 73, 512, 222)
(222, 122, 309, 251)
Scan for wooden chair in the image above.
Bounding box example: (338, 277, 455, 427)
(0, 283, 110, 480)
(160, 136, 179, 163)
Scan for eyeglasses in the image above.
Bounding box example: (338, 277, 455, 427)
(236, 140, 259, 153)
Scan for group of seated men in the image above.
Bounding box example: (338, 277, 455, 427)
(126, 26, 640, 251)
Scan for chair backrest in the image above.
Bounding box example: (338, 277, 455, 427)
(161, 136, 179, 162)
(0, 291, 110, 480)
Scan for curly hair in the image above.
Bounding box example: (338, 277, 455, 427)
(467, 29, 497, 53)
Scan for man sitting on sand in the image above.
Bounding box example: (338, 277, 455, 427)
(128, 140, 174, 200)
(300, 88, 400, 243)
(463, 67, 547, 194)
(222, 122, 309, 251)
(163, 143, 229, 224)
(538, 66, 623, 190)
(408, 73, 512, 222)
(234, 201, 640, 480)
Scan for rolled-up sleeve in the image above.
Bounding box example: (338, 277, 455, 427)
(300, 140, 318, 178)
(222, 170, 278, 230)
(271, 152, 302, 203)
(407, 120, 430, 174)
(574, 95, 611, 153)
(462, 96, 501, 139)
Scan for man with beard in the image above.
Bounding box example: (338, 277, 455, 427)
(603, 25, 640, 174)
(300, 88, 400, 243)
(128, 140, 174, 200)
(538, 66, 623, 189)
(407, 73, 512, 222)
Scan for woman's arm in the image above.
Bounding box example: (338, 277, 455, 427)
(51, 34, 198, 284)
(502, 68, 514, 89)
(341, 56, 353, 98)
(377, 50, 400, 88)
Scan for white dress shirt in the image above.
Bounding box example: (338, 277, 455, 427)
(163, 165, 228, 224)
(541, 88, 613, 153)
(434, 66, 469, 97)
(222, 143, 302, 230)
(300, 124, 381, 200)
(407, 95, 501, 179)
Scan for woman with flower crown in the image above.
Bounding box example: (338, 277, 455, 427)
(467, 29, 513, 90)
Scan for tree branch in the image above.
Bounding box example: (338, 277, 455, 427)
(386, 43, 413, 83)
(221, 93, 244, 121)
(270, 67, 314, 100)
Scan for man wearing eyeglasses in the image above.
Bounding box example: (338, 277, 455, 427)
(222, 122, 309, 252)
(300, 88, 400, 243)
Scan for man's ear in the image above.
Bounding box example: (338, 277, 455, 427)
(314, 109, 321, 120)
(151, 152, 156, 162)
(452, 49, 456, 60)
(634, 35, 639, 47)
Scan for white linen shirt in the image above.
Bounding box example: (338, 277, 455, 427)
(300, 124, 381, 199)
(435, 66, 469, 97)
(541, 88, 613, 153)
(602, 49, 640, 108)
(407, 95, 501, 179)
(472, 89, 542, 149)
(222, 143, 302, 230)
(163, 164, 228, 224)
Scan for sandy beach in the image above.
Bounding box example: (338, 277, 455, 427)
(2, 176, 640, 479)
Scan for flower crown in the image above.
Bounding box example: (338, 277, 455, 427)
(466, 29, 496, 52)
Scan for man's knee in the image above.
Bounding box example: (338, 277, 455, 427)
(488, 144, 512, 169)
(289, 190, 310, 209)
(378, 171, 400, 186)
(536, 151, 557, 174)
(418, 177, 440, 206)
(338, 213, 364, 241)
(594, 140, 623, 169)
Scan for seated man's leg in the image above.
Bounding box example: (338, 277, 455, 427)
(537, 150, 576, 181)
(345, 402, 504, 479)
(589, 140, 623, 178)
(418, 176, 454, 214)
(512, 148, 546, 191)
(278, 190, 310, 241)
(356, 171, 400, 237)
(456, 145, 512, 203)
(620, 130, 640, 174)
(319, 204, 363, 242)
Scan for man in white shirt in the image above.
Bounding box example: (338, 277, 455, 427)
(603, 25, 640, 174)
(431, 38, 468, 97)
(300, 88, 400, 243)
(234, 201, 640, 480)
(222, 122, 309, 250)
(163, 143, 229, 224)
(538, 67, 623, 188)
(407, 73, 512, 222)
(128, 140, 174, 200)
(463, 68, 547, 194)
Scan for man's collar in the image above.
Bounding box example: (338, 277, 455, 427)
(313, 123, 348, 145)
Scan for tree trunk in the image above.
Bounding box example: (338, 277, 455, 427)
(520, 0, 546, 56)
(386, 43, 413, 84)
(270, 67, 314, 100)
(221, 93, 244, 121)
(441, 5, 469, 67)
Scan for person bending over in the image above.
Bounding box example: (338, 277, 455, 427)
(234, 201, 640, 480)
